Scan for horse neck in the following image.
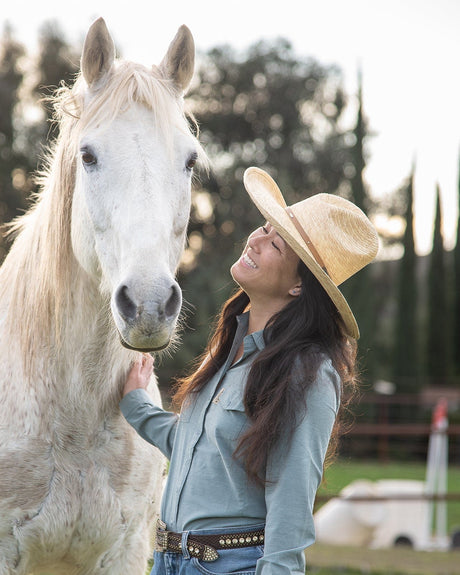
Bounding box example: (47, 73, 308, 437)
(0, 188, 132, 405)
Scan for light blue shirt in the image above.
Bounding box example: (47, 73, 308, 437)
(120, 313, 340, 575)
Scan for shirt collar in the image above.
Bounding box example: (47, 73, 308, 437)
(236, 311, 266, 353)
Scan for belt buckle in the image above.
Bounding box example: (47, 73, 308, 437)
(186, 538, 219, 562)
(201, 544, 219, 562)
(155, 519, 169, 552)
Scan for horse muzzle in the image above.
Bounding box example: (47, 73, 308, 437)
(112, 276, 182, 351)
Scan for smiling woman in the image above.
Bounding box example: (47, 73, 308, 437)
(230, 222, 302, 321)
(119, 167, 378, 575)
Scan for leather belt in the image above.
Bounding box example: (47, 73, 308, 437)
(155, 519, 265, 562)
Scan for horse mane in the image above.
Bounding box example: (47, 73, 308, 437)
(0, 59, 203, 371)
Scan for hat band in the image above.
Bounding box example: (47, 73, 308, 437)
(285, 206, 329, 276)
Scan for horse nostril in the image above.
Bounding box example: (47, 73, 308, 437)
(115, 280, 181, 324)
(165, 284, 181, 319)
(115, 284, 137, 320)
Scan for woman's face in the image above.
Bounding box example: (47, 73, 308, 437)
(231, 222, 301, 307)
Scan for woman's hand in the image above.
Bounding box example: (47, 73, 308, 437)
(123, 353, 154, 396)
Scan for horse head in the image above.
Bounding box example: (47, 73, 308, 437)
(71, 18, 201, 351)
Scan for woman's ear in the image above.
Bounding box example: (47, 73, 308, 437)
(289, 284, 302, 297)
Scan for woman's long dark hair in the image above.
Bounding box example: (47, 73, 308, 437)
(172, 261, 358, 485)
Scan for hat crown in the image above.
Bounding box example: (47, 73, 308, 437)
(290, 193, 378, 286)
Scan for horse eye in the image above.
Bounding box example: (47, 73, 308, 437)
(186, 153, 198, 171)
(81, 148, 97, 166)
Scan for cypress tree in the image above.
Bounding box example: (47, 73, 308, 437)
(340, 70, 376, 385)
(349, 67, 367, 212)
(453, 152, 460, 378)
(393, 169, 418, 391)
(426, 185, 449, 385)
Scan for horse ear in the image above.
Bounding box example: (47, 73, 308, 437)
(81, 17, 115, 88)
(159, 25, 195, 93)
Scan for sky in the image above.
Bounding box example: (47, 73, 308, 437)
(3, 0, 460, 255)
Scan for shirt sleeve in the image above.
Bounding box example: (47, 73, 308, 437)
(256, 360, 340, 575)
(120, 388, 179, 459)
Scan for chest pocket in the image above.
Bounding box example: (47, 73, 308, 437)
(210, 377, 250, 443)
(219, 390, 245, 411)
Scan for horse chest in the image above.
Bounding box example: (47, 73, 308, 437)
(2, 422, 161, 569)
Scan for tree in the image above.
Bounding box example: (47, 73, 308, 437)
(0, 21, 79, 263)
(393, 168, 419, 391)
(453, 152, 460, 379)
(0, 24, 29, 261)
(339, 71, 377, 386)
(157, 40, 352, 388)
(348, 68, 368, 211)
(30, 21, 79, 152)
(426, 185, 449, 385)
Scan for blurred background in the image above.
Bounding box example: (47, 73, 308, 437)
(1, 0, 459, 469)
(2, 2, 460, 570)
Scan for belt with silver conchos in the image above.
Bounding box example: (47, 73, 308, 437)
(155, 519, 265, 562)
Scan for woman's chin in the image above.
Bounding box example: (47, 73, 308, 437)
(230, 261, 239, 281)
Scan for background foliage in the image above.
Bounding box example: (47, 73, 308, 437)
(0, 21, 459, 412)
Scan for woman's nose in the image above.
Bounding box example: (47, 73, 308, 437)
(248, 230, 263, 252)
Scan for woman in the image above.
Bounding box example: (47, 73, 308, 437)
(120, 167, 379, 575)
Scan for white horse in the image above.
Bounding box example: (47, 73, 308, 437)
(0, 18, 203, 575)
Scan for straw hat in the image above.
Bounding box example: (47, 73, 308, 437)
(243, 167, 379, 339)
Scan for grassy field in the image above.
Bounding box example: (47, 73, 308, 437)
(317, 459, 460, 533)
(307, 544, 460, 575)
(309, 459, 460, 574)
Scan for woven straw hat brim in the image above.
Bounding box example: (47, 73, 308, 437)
(243, 167, 360, 339)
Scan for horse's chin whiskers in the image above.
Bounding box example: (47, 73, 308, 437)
(158, 328, 182, 360)
(177, 297, 195, 330)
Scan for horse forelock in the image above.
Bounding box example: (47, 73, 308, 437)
(62, 60, 199, 151)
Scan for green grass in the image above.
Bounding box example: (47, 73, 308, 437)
(317, 459, 460, 533)
(308, 544, 460, 575)
(309, 569, 406, 575)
